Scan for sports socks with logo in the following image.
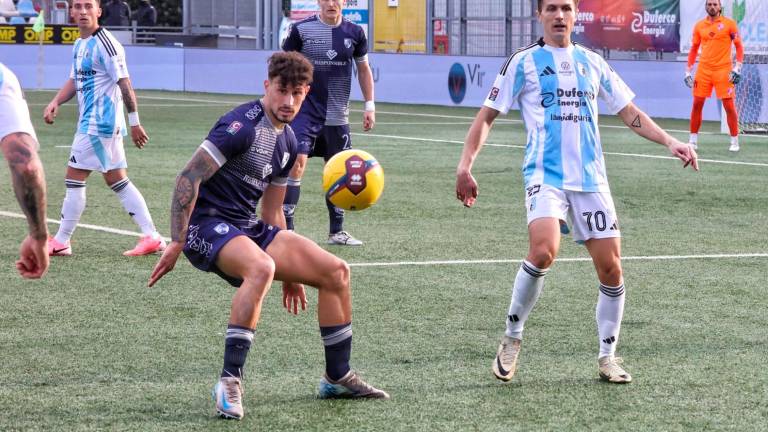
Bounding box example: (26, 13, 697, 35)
(221, 325, 255, 379)
(54, 179, 87, 244)
(283, 177, 301, 230)
(596, 282, 625, 358)
(320, 323, 352, 381)
(110, 178, 159, 237)
(326, 197, 345, 234)
(505, 260, 549, 340)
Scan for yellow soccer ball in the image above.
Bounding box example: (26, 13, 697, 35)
(322, 149, 385, 211)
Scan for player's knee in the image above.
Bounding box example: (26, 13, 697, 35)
(324, 259, 350, 293)
(527, 248, 555, 269)
(241, 257, 276, 288)
(598, 264, 623, 287)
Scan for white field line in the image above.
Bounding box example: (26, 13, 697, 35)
(355, 132, 768, 168)
(1, 210, 765, 266)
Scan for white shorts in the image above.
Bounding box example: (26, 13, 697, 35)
(525, 184, 621, 243)
(0, 91, 37, 143)
(68, 133, 127, 173)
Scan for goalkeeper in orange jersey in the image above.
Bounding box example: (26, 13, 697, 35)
(685, 0, 744, 152)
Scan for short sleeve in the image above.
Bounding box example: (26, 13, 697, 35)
(105, 43, 129, 82)
(201, 117, 253, 166)
(484, 54, 527, 114)
(597, 60, 635, 114)
(353, 26, 368, 61)
(282, 23, 302, 52)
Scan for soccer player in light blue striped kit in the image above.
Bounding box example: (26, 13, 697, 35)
(456, 0, 699, 384)
(43, 0, 164, 257)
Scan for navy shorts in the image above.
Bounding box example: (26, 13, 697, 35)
(292, 115, 351, 160)
(183, 215, 280, 287)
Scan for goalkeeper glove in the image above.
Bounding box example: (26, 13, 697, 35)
(684, 73, 694, 88)
(729, 70, 741, 84)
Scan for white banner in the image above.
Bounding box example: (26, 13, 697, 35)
(680, 0, 768, 55)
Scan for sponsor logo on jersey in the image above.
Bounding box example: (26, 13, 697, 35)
(488, 86, 500, 101)
(245, 104, 262, 120)
(262, 163, 273, 179)
(326, 49, 338, 60)
(305, 38, 325, 44)
(226, 121, 243, 135)
(214, 223, 230, 235)
(539, 66, 557, 77)
(541, 88, 596, 108)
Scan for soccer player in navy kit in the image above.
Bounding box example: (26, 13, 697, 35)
(282, 0, 376, 246)
(148, 52, 388, 421)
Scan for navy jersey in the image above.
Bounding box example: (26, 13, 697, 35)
(283, 15, 368, 126)
(193, 100, 298, 226)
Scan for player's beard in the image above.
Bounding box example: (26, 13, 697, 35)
(707, 5, 720, 17)
(272, 106, 295, 125)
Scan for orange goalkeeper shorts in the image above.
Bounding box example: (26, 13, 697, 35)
(693, 67, 735, 99)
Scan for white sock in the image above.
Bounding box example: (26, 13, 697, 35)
(505, 260, 549, 339)
(110, 178, 158, 237)
(730, 136, 739, 145)
(596, 282, 625, 358)
(54, 179, 87, 244)
(689, 133, 698, 144)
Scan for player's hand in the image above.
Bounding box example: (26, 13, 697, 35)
(148, 241, 183, 287)
(684, 73, 694, 88)
(729, 70, 741, 84)
(43, 102, 59, 124)
(15, 235, 49, 279)
(362, 110, 375, 131)
(131, 125, 149, 149)
(456, 169, 478, 207)
(669, 141, 699, 171)
(282, 281, 307, 315)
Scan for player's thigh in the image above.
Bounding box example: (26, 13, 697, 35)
(525, 185, 567, 261)
(712, 68, 735, 99)
(565, 190, 620, 243)
(693, 69, 714, 99)
(320, 125, 351, 161)
(215, 235, 275, 282)
(266, 230, 347, 288)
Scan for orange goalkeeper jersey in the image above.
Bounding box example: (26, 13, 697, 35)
(688, 16, 744, 70)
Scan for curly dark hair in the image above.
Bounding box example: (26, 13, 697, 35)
(537, 0, 579, 12)
(267, 52, 313, 88)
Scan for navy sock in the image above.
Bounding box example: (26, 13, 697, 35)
(221, 325, 254, 379)
(320, 323, 352, 381)
(283, 178, 301, 231)
(326, 197, 345, 234)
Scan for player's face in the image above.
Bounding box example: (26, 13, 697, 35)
(71, 0, 102, 34)
(705, 0, 721, 17)
(263, 79, 310, 125)
(318, 0, 344, 25)
(538, 0, 576, 47)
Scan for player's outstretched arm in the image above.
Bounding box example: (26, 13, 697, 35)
(148, 148, 220, 287)
(618, 102, 699, 171)
(357, 61, 376, 131)
(456, 106, 500, 207)
(43, 79, 76, 124)
(117, 77, 149, 149)
(1, 132, 49, 279)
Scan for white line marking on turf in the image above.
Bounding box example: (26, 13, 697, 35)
(1, 210, 765, 266)
(0, 210, 172, 242)
(355, 132, 768, 168)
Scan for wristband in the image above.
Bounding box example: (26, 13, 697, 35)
(364, 101, 375, 112)
(128, 112, 140, 127)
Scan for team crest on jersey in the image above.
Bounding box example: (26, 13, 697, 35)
(577, 63, 587, 77)
(281, 152, 290, 168)
(226, 121, 243, 135)
(488, 87, 500, 101)
(326, 49, 338, 60)
(344, 38, 353, 48)
(717, 23, 724, 31)
(214, 223, 230, 235)
(262, 163, 273, 178)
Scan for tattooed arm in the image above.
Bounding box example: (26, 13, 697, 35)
(117, 77, 149, 148)
(0, 132, 49, 279)
(148, 148, 219, 287)
(618, 102, 698, 171)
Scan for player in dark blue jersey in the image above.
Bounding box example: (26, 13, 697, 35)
(282, 0, 376, 246)
(148, 52, 389, 420)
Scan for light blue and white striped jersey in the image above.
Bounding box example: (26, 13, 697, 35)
(70, 27, 129, 138)
(485, 39, 635, 192)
